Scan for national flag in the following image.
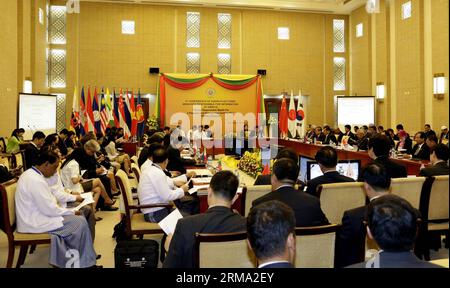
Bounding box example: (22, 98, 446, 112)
(118, 89, 131, 139)
(123, 90, 132, 135)
(100, 88, 108, 134)
(279, 95, 288, 138)
(93, 87, 102, 134)
(262, 163, 270, 175)
(112, 89, 119, 128)
(136, 89, 145, 138)
(85, 87, 95, 133)
(79, 87, 87, 135)
(70, 86, 82, 136)
(104, 88, 115, 128)
(296, 90, 306, 138)
(288, 90, 297, 138)
(129, 90, 138, 137)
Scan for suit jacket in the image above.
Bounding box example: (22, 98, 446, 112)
(335, 206, 367, 268)
(373, 156, 407, 178)
(323, 133, 337, 145)
(337, 132, 345, 143)
(411, 143, 430, 160)
(347, 251, 444, 268)
(137, 146, 149, 168)
(424, 130, 436, 139)
(166, 145, 195, 174)
(305, 171, 355, 197)
(356, 136, 370, 151)
(252, 186, 329, 227)
(419, 161, 449, 177)
(395, 137, 413, 154)
(71, 147, 98, 179)
(57, 139, 68, 156)
(260, 262, 294, 268)
(163, 206, 246, 268)
(24, 143, 39, 169)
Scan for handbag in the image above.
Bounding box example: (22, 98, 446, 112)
(114, 239, 159, 268)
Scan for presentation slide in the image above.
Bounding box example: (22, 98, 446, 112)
(18, 93, 57, 140)
(337, 96, 375, 130)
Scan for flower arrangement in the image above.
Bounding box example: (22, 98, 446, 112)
(146, 115, 159, 130)
(238, 150, 263, 178)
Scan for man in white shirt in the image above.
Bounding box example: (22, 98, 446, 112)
(15, 149, 98, 268)
(247, 200, 296, 268)
(137, 147, 189, 223)
(46, 169, 97, 240)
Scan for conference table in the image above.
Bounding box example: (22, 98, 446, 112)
(186, 159, 255, 214)
(178, 138, 431, 213)
(277, 139, 430, 176)
(193, 138, 430, 176)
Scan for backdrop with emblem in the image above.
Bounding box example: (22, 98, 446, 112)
(155, 73, 265, 137)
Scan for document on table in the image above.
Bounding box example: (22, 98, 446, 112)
(188, 185, 209, 194)
(192, 177, 212, 184)
(188, 169, 213, 177)
(158, 209, 183, 235)
(69, 192, 95, 212)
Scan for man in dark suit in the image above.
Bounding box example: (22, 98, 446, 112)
(247, 200, 296, 268)
(305, 146, 355, 197)
(24, 131, 45, 169)
(349, 129, 370, 151)
(368, 134, 407, 178)
(423, 124, 436, 139)
(163, 170, 246, 268)
(322, 126, 337, 145)
(335, 163, 390, 267)
(335, 127, 345, 143)
(411, 132, 430, 160)
(137, 133, 164, 168)
(166, 136, 195, 174)
(341, 124, 356, 143)
(252, 158, 329, 227)
(419, 144, 449, 176)
(347, 195, 443, 268)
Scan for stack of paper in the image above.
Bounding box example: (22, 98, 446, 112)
(158, 209, 183, 235)
(187, 169, 213, 177)
(69, 192, 95, 212)
(188, 185, 210, 194)
(192, 177, 212, 184)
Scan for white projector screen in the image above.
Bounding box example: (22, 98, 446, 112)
(337, 96, 375, 130)
(18, 93, 57, 140)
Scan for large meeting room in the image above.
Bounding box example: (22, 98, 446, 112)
(0, 0, 448, 270)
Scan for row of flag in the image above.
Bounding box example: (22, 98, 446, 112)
(70, 86, 146, 139)
(279, 90, 306, 139)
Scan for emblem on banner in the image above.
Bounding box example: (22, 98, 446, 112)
(206, 88, 216, 97)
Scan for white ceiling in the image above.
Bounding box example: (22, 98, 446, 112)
(80, 0, 367, 14)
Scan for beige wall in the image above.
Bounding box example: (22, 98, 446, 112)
(350, 5, 372, 96)
(350, 0, 449, 134)
(0, 0, 18, 136)
(1, 1, 448, 137)
(64, 2, 347, 128)
(431, 0, 449, 130)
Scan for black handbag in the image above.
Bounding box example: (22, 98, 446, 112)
(114, 240, 159, 268)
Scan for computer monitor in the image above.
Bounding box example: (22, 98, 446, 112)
(299, 156, 313, 182)
(306, 160, 361, 181)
